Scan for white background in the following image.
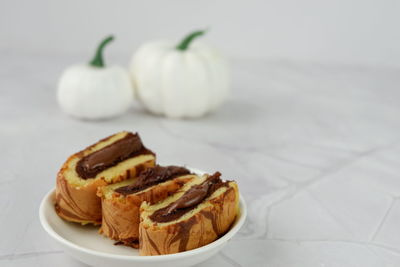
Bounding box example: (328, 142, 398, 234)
(1, 0, 400, 67)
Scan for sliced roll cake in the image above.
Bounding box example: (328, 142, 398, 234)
(139, 172, 239, 255)
(98, 165, 197, 248)
(55, 131, 155, 225)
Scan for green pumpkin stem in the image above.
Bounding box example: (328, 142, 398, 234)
(176, 30, 206, 51)
(90, 35, 114, 68)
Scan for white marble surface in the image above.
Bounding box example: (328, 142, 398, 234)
(1, 51, 400, 267)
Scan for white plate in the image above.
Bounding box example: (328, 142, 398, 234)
(39, 169, 247, 267)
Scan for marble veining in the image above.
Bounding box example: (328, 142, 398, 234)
(1, 52, 400, 267)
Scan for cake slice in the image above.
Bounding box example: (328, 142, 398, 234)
(139, 172, 239, 255)
(98, 165, 197, 247)
(55, 131, 155, 225)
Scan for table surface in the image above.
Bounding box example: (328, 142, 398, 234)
(1, 52, 400, 267)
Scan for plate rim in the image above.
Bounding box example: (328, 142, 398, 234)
(39, 169, 247, 262)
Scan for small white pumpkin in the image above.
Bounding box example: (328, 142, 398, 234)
(130, 30, 230, 118)
(57, 36, 134, 120)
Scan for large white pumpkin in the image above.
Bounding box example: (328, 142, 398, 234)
(130, 30, 230, 118)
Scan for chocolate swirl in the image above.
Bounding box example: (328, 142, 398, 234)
(76, 132, 154, 179)
(150, 172, 229, 223)
(115, 165, 190, 195)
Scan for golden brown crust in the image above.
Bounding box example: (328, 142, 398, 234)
(55, 154, 155, 225)
(139, 183, 239, 255)
(99, 176, 194, 243)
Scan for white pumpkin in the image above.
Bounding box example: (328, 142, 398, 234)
(130, 30, 230, 118)
(57, 36, 134, 120)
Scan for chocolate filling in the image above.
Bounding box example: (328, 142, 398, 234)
(150, 172, 229, 223)
(115, 165, 190, 195)
(76, 132, 154, 179)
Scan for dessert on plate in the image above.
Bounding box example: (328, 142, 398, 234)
(55, 131, 155, 225)
(98, 165, 197, 247)
(53, 131, 240, 256)
(139, 172, 239, 255)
